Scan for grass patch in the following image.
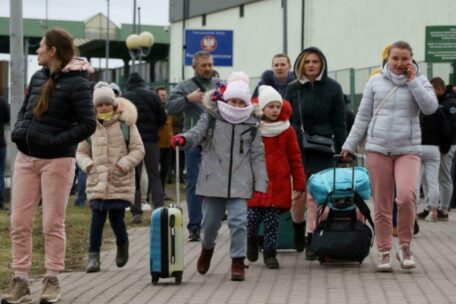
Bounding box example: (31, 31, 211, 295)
(0, 182, 184, 293)
(0, 199, 152, 292)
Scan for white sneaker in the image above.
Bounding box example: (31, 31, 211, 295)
(376, 251, 392, 272)
(141, 202, 152, 211)
(396, 245, 416, 269)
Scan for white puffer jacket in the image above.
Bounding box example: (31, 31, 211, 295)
(342, 63, 438, 155)
(76, 97, 145, 203)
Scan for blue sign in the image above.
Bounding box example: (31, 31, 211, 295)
(185, 30, 233, 66)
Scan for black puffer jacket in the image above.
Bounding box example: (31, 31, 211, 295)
(122, 73, 167, 142)
(421, 108, 451, 153)
(11, 67, 96, 159)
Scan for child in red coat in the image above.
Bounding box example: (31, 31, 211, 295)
(247, 85, 306, 269)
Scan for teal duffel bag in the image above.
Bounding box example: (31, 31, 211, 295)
(307, 167, 371, 205)
(258, 211, 294, 250)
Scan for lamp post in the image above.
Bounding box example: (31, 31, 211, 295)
(125, 31, 154, 78)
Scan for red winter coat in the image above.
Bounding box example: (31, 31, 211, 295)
(248, 100, 306, 209)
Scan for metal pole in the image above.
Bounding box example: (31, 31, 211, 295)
(105, 0, 110, 81)
(133, 0, 136, 34)
(282, 0, 288, 54)
(181, 0, 187, 80)
(301, 0, 305, 50)
(23, 38, 28, 84)
(9, 0, 24, 186)
(45, 0, 48, 29)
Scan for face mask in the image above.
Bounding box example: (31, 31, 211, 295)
(97, 111, 114, 121)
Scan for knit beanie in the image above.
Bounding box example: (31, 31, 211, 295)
(222, 71, 252, 105)
(258, 85, 283, 110)
(93, 82, 117, 107)
(108, 82, 122, 96)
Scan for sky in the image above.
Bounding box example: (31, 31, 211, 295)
(0, 0, 170, 80)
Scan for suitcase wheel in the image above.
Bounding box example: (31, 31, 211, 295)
(175, 273, 182, 285)
(151, 273, 160, 285)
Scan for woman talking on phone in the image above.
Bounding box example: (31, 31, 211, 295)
(341, 41, 438, 272)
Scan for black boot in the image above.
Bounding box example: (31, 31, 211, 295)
(116, 241, 129, 268)
(263, 250, 279, 269)
(247, 237, 259, 262)
(305, 233, 317, 261)
(293, 221, 306, 252)
(86, 252, 100, 273)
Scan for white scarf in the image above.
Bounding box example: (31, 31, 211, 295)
(385, 64, 408, 86)
(260, 120, 290, 137)
(217, 101, 253, 124)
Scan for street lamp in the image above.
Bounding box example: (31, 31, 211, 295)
(126, 31, 154, 76)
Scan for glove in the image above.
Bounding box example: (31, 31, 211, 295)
(252, 191, 267, 200)
(171, 134, 186, 149)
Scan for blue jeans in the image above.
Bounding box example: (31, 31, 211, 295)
(0, 147, 5, 208)
(201, 197, 247, 258)
(75, 166, 86, 207)
(184, 146, 203, 232)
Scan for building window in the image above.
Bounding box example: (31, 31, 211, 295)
(240, 4, 244, 17)
(202, 14, 206, 26)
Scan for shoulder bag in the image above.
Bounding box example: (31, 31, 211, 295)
(297, 90, 335, 155)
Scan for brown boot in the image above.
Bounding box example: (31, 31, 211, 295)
(197, 247, 214, 274)
(231, 257, 247, 281)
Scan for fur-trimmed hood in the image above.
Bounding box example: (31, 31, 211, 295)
(116, 97, 138, 126)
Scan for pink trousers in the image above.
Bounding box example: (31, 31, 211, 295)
(11, 152, 75, 277)
(366, 152, 420, 251)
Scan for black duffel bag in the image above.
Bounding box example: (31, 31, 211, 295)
(310, 209, 373, 262)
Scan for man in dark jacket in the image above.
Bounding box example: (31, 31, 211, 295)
(430, 77, 456, 220)
(0, 96, 10, 210)
(122, 73, 167, 223)
(167, 51, 219, 241)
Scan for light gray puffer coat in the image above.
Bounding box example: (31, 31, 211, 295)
(342, 64, 438, 155)
(181, 97, 268, 199)
(76, 97, 145, 203)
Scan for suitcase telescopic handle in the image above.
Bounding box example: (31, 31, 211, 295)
(176, 147, 180, 208)
(332, 154, 356, 195)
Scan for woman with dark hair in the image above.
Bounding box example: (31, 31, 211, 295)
(285, 47, 347, 259)
(2, 29, 96, 304)
(341, 41, 438, 271)
(253, 53, 295, 98)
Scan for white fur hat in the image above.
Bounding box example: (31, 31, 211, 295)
(93, 83, 117, 107)
(258, 85, 283, 110)
(223, 71, 252, 105)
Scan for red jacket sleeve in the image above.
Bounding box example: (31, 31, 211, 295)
(286, 127, 307, 191)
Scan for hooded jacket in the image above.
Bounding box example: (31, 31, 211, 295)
(180, 92, 268, 199)
(285, 47, 347, 175)
(342, 62, 438, 155)
(11, 58, 96, 159)
(248, 100, 306, 209)
(76, 97, 145, 203)
(252, 70, 295, 98)
(122, 73, 167, 142)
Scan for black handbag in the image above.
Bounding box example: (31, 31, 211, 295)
(297, 90, 335, 155)
(301, 133, 335, 155)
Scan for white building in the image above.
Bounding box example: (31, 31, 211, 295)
(168, 0, 456, 97)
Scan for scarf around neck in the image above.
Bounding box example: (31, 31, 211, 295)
(260, 120, 290, 137)
(217, 101, 253, 124)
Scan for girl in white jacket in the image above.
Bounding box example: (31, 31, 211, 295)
(341, 41, 438, 272)
(77, 83, 145, 273)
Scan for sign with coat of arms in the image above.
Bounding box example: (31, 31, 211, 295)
(185, 30, 233, 66)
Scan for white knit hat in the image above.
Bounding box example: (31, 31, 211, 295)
(258, 85, 283, 110)
(93, 82, 117, 107)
